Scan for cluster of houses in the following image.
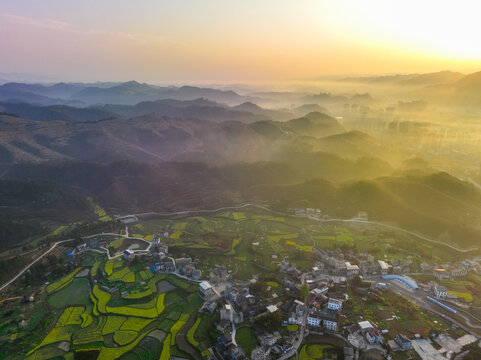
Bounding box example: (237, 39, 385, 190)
(75, 237, 107, 253)
(176, 257, 202, 280)
(306, 297, 343, 331)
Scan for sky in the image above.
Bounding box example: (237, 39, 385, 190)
(1, 0, 481, 83)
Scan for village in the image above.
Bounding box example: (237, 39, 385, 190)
(69, 215, 481, 360)
(3, 208, 481, 360)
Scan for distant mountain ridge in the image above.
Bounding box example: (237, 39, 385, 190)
(0, 98, 297, 123)
(0, 81, 256, 106)
(341, 70, 465, 86)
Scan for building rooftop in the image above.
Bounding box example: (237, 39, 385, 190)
(358, 320, 373, 330)
(378, 260, 390, 270)
(328, 298, 342, 305)
(345, 262, 359, 270)
(266, 305, 278, 313)
(200, 281, 213, 291)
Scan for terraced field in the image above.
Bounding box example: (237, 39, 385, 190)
(23, 260, 204, 360)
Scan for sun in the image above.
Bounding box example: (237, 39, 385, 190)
(321, 0, 481, 60)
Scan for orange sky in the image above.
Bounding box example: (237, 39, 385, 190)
(0, 0, 480, 82)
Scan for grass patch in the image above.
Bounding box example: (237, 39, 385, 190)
(46, 268, 82, 294)
(48, 277, 91, 308)
(267, 233, 298, 242)
(235, 327, 258, 356)
(287, 324, 299, 331)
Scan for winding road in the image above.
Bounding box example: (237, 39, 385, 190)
(2, 202, 477, 297)
(310, 217, 478, 253)
(278, 272, 308, 360)
(0, 238, 76, 293)
(121, 203, 477, 253)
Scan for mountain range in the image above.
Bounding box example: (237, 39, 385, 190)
(0, 81, 254, 107)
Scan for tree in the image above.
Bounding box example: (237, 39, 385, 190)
(254, 310, 282, 332)
(300, 283, 309, 300)
(250, 280, 266, 296)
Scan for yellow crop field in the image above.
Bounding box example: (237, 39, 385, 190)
(113, 330, 138, 345)
(170, 313, 189, 345)
(139, 270, 153, 281)
(102, 316, 126, 335)
(108, 267, 135, 283)
(92, 291, 165, 318)
(106, 305, 157, 318)
(120, 317, 153, 332)
(81, 313, 93, 328)
(104, 261, 114, 276)
(91, 261, 100, 276)
(170, 230, 183, 239)
(449, 291, 473, 302)
(52, 225, 68, 235)
(160, 335, 171, 360)
(156, 293, 166, 314)
(27, 325, 77, 356)
(97, 331, 148, 360)
(187, 318, 200, 347)
(124, 288, 152, 299)
(285, 240, 312, 252)
(57, 306, 84, 327)
(46, 268, 81, 294)
(233, 212, 246, 220)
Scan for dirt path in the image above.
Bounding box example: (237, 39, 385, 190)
(0, 296, 22, 303)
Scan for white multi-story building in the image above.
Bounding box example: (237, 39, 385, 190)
(378, 260, 390, 275)
(433, 268, 450, 280)
(307, 315, 321, 327)
(307, 309, 339, 331)
(199, 281, 215, 298)
(345, 262, 360, 277)
(323, 319, 338, 331)
(434, 285, 448, 299)
(123, 249, 135, 261)
(327, 298, 342, 311)
(450, 267, 467, 277)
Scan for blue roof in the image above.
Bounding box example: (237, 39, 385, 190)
(382, 275, 418, 290)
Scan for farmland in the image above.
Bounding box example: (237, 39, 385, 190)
(0, 250, 205, 359)
(1, 207, 479, 359)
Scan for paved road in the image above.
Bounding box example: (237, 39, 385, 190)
(0, 238, 75, 293)
(118, 203, 284, 220)
(386, 280, 481, 335)
(278, 272, 308, 360)
(229, 299, 238, 346)
(121, 203, 477, 253)
(311, 217, 478, 253)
